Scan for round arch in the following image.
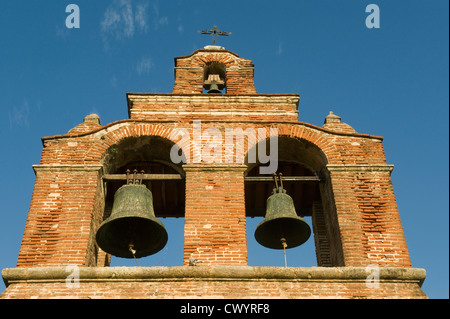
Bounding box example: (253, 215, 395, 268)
(100, 133, 187, 219)
(244, 133, 343, 267)
(244, 134, 328, 176)
(101, 135, 185, 176)
(244, 135, 328, 217)
(94, 128, 188, 267)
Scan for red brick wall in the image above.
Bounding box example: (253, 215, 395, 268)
(1, 266, 427, 299)
(184, 165, 247, 265)
(1, 279, 426, 299)
(17, 165, 103, 267)
(172, 48, 257, 94)
(18, 118, 410, 269)
(327, 165, 411, 267)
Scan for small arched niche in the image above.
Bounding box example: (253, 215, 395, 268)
(203, 61, 226, 93)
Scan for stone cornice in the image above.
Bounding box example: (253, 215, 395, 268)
(326, 164, 394, 172)
(183, 164, 248, 171)
(32, 164, 103, 173)
(40, 119, 384, 144)
(126, 93, 300, 107)
(2, 266, 426, 287)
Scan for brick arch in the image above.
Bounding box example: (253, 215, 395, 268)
(243, 123, 340, 173)
(243, 123, 345, 267)
(84, 122, 188, 172)
(173, 48, 257, 94)
(192, 52, 238, 68)
(277, 123, 341, 165)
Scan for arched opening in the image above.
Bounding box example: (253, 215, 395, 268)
(244, 135, 342, 267)
(245, 161, 319, 267)
(99, 135, 186, 267)
(203, 61, 226, 94)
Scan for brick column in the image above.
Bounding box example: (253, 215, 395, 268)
(326, 164, 412, 267)
(311, 201, 332, 267)
(183, 164, 247, 266)
(17, 165, 104, 267)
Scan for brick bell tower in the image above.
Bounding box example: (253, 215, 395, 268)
(1, 43, 427, 299)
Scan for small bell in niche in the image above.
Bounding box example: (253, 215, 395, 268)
(254, 173, 311, 251)
(96, 170, 168, 259)
(203, 61, 226, 94)
(204, 73, 224, 93)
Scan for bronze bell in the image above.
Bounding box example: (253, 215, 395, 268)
(207, 83, 221, 93)
(254, 174, 311, 250)
(204, 73, 224, 93)
(96, 171, 168, 259)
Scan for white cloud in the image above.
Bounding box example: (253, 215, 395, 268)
(101, 6, 122, 36)
(276, 41, 283, 56)
(100, 0, 155, 49)
(9, 99, 30, 129)
(110, 75, 118, 88)
(136, 57, 153, 75)
(100, 0, 170, 51)
(151, 0, 168, 30)
(135, 3, 149, 32)
(120, 0, 135, 38)
(55, 25, 70, 39)
(101, 0, 135, 39)
(157, 16, 169, 27)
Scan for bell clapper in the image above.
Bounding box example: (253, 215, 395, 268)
(129, 243, 139, 266)
(281, 238, 288, 267)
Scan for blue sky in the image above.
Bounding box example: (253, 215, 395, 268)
(0, 0, 448, 298)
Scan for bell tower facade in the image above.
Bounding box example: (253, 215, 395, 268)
(1, 45, 427, 299)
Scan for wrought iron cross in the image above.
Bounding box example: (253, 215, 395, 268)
(198, 25, 231, 45)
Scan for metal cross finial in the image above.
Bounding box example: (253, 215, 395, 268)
(198, 25, 231, 45)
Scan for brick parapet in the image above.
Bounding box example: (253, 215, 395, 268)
(16, 165, 104, 268)
(326, 164, 411, 267)
(183, 164, 247, 266)
(127, 94, 300, 122)
(1, 266, 427, 299)
(38, 121, 386, 167)
(172, 48, 257, 94)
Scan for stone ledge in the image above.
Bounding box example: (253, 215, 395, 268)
(326, 164, 394, 172)
(127, 94, 300, 106)
(32, 164, 104, 173)
(129, 109, 299, 117)
(2, 266, 426, 286)
(183, 164, 248, 172)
